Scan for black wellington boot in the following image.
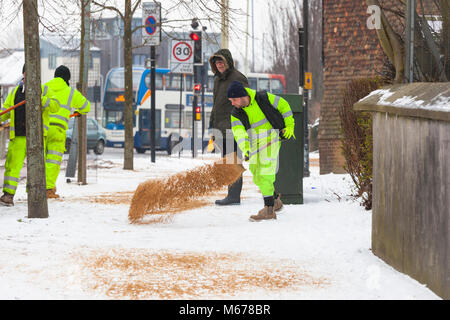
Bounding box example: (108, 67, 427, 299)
(215, 176, 242, 206)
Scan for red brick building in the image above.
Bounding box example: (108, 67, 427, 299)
(319, 0, 385, 174)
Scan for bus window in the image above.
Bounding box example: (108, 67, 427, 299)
(185, 74, 193, 91)
(207, 76, 214, 92)
(259, 78, 270, 91)
(248, 77, 257, 90)
(205, 112, 211, 129)
(103, 110, 124, 129)
(165, 109, 184, 128)
(270, 79, 284, 94)
(166, 74, 181, 90)
(185, 111, 193, 129)
(144, 73, 163, 90)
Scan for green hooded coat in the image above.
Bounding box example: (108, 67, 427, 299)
(208, 49, 249, 136)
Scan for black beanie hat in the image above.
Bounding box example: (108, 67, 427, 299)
(227, 81, 248, 98)
(54, 65, 71, 84)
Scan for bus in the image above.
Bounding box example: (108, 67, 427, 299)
(102, 67, 286, 153)
(101, 67, 147, 147)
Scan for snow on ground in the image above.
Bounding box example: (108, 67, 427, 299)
(0, 150, 441, 300)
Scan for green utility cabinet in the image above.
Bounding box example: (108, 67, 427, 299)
(274, 94, 303, 204)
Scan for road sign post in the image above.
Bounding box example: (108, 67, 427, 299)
(142, 2, 161, 163)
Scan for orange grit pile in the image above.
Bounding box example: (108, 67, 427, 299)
(128, 154, 245, 224)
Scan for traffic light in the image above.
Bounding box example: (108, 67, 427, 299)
(193, 83, 201, 93)
(195, 106, 201, 121)
(189, 31, 202, 65)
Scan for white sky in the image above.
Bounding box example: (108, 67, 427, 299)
(0, 0, 288, 72)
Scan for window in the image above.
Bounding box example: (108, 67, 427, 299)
(270, 79, 283, 94)
(106, 69, 144, 91)
(48, 54, 56, 69)
(258, 78, 270, 91)
(166, 74, 181, 91)
(248, 77, 257, 90)
(144, 73, 163, 90)
(207, 76, 214, 92)
(185, 112, 193, 129)
(133, 54, 148, 66)
(205, 112, 211, 129)
(185, 75, 193, 91)
(88, 119, 97, 131)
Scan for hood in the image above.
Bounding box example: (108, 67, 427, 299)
(209, 48, 235, 75)
(46, 77, 68, 92)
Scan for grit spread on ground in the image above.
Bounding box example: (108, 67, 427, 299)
(0, 150, 441, 299)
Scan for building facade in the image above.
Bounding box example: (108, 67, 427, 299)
(319, 0, 385, 174)
(90, 16, 221, 82)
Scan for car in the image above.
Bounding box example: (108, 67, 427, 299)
(65, 118, 106, 155)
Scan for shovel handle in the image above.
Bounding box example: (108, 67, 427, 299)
(0, 100, 26, 117)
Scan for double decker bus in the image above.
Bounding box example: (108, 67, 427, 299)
(102, 67, 286, 154)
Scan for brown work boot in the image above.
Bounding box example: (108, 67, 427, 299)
(249, 206, 276, 222)
(256, 194, 283, 216)
(274, 193, 283, 212)
(46, 188, 60, 199)
(0, 192, 14, 207)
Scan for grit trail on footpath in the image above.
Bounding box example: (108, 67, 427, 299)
(128, 154, 245, 224)
(77, 249, 330, 299)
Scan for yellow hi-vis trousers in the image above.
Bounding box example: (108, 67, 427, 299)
(2, 137, 27, 195)
(45, 125, 66, 190)
(2, 136, 48, 195)
(248, 139, 281, 197)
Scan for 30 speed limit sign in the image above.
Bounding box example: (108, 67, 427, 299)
(170, 40, 194, 74)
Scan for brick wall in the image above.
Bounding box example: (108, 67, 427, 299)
(319, 0, 385, 174)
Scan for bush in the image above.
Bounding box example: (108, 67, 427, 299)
(339, 78, 386, 210)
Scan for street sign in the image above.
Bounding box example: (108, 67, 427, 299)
(170, 40, 194, 74)
(142, 2, 161, 46)
(304, 72, 312, 90)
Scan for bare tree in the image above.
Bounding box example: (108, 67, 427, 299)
(267, 0, 323, 123)
(90, 0, 245, 169)
(91, 0, 141, 170)
(23, 0, 48, 218)
(367, 0, 449, 83)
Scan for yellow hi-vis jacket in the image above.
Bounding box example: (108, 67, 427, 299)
(45, 77, 91, 130)
(1, 82, 60, 139)
(230, 88, 295, 160)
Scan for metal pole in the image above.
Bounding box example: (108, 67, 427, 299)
(192, 66, 198, 158)
(150, 45, 156, 163)
(251, 0, 255, 72)
(302, 0, 310, 177)
(405, 0, 415, 83)
(201, 61, 206, 153)
(244, 0, 249, 74)
(178, 73, 183, 158)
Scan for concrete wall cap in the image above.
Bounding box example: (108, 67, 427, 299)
(354, 82, 450, 122)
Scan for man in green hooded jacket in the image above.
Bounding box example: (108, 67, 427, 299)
(208, 49, 249, 206)
(45, 65, 90, 198)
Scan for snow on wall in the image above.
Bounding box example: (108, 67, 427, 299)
(362, 88, 450, 112)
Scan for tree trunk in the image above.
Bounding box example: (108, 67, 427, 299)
(123, 0, 134, 170)
(78, 0, 89, 184)
(23, 0, 48, 218)
(366, 0, 405, 83)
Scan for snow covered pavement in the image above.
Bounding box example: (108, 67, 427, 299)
(0, 151, 441, 299)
